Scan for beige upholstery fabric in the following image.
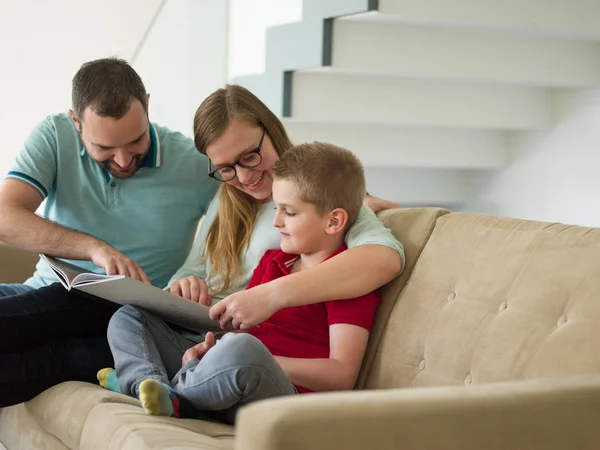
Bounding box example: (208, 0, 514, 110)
(0, 243, 38, 283)
(25, 382, 140, 449)
(356, 207, 450, 389)
(80, 403, 234, 450)
(365, 212, 600, 389)
(0, 403, 69, 450)
(236, 374, 600, 450)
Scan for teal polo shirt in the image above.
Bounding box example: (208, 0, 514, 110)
(7, 113, 217, 288)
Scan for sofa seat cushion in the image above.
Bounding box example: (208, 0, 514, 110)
(0, 403, 69, 450)
(24, 382, 140, 449)
(80, 403, 234, 450)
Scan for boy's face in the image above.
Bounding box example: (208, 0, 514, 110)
(272, 179, 331, 255)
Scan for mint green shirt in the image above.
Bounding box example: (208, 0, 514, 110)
(168, 187, 405, 303)
(7, 113, 217, 288)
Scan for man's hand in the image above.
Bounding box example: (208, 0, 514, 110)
(89, 244, 151, 284)
(182, 331, 216, 365)
(169, 276, 212, 306)
(364, 193, 402, 214)
(209, 284, 278, 330)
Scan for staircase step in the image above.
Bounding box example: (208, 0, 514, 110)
(283, 120, 507, 169)
(364, 167, 468, 206)
(378, 0, 600, 39)
(290, 70, 550, 130)
(332, 14, 600, 87)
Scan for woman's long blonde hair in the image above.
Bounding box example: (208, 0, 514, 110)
(193, 85, 293, 294)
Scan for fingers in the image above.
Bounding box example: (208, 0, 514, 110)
(197, 279, 212, 307)
(205, 332, 215, 347)
(180, 280, 191, 301)
(219, 310, 234, 330)
(209, 301, 225, 320)
(169, 281, 182, 297)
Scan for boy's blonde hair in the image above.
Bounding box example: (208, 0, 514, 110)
(273, 142, 366, 227)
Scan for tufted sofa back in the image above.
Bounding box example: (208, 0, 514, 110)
(363, 212, 600, 389)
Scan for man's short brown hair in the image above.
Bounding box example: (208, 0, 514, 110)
(72, 57, 147, 120)
(273, 142, 365, 226)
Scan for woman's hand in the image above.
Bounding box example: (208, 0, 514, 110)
(169, 276, 212, 306)
(182, 332, 216, 365)
(363, 193, 401, 214)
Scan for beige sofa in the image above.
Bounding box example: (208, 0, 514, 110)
(1, 208, 600, 450)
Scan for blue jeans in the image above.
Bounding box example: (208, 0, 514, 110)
(0, 283, 34, 297)
(107, 305, 297, 424)
(0, 283, 120, 407)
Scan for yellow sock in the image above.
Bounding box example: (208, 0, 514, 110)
(139, 379, 179, 417)
(97, 368, 120, 393)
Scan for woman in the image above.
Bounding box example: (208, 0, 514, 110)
(169, 84, 405, 329)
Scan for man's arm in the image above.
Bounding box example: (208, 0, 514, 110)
(274, 323, 369, 392)
(0, 179, 149, 282)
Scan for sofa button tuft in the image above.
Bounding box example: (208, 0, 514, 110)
(464, 374, 472, 385)
(557, 316, 567, 326)
(447, 292, 456, 302)
(419, 360, 426, 370)
(498, 302, 507, 312)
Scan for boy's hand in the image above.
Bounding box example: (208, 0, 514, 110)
(182, 332, 216, 365)
(170, 276, 212, 306)
(209, 284, 277, 330)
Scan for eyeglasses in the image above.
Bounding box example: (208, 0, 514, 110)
(208, 128, 266, 182)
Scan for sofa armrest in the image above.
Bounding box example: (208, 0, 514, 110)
(235, 375, 600, 450)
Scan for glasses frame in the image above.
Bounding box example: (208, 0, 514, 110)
(208, 128, 266, 182)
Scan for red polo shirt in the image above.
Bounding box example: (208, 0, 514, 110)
(248, 245, 381, 393)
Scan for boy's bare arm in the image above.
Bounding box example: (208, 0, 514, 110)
(273, 324, 369, 392)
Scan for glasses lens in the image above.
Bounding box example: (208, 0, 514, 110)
(215, 167, 235, 181)
(239, 151, 262, 168)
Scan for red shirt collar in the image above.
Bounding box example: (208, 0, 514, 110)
(272, 244, 348, 275)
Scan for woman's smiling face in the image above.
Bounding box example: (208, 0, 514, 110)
(205, 119, 279, 202)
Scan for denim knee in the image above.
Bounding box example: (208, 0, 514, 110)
(107, 305, 144, 341)
(217, 333, 271, 364)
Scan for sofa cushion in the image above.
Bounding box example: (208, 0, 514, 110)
(365, 212, 600, 389)
(80, 403, 234, 450)
(24, 382, 139, 449)
(0, 403, 69, 450)
(356, 207, 450, 389)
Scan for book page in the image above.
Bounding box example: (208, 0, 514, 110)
(73, 277, 222, 333)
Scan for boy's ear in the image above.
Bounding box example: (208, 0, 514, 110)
(325, 208, 349, 235)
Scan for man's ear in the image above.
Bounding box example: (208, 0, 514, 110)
(325, 208, 349, 236)
(68, 109, 81, 133)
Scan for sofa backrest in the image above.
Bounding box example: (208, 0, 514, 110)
(0, 243, 38, 283)
(356, 207, 450, 389)
(363, 212, 600, 390)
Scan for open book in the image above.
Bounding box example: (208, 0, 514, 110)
(41, 254, 221, 333)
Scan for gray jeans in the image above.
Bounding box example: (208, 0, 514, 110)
(107, 305, 297, 423)
(0, 284, 34, 297)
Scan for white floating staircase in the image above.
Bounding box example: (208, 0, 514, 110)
(234, 0, 600, 207)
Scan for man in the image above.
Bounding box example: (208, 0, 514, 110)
(0, 58, 217, 405)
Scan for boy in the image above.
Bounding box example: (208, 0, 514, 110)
(100, 142, 387, 422)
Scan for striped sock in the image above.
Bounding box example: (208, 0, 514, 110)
(139, 379, 180, 418)
(97, 368, 121, 393)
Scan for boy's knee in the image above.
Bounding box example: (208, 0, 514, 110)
(218, 333, 269, 362)
(107, 305, 143, 337)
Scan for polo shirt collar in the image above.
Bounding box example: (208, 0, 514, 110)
(272, 244, 348, 275)
(79, 123, 162, 169)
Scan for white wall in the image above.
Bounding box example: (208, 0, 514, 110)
(0, 0, 163, 176)
(465, 88, 600, 227)
(0, 0, 228, 178)
(134, 0, 228, 136)
(228, 0, 302, 80)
